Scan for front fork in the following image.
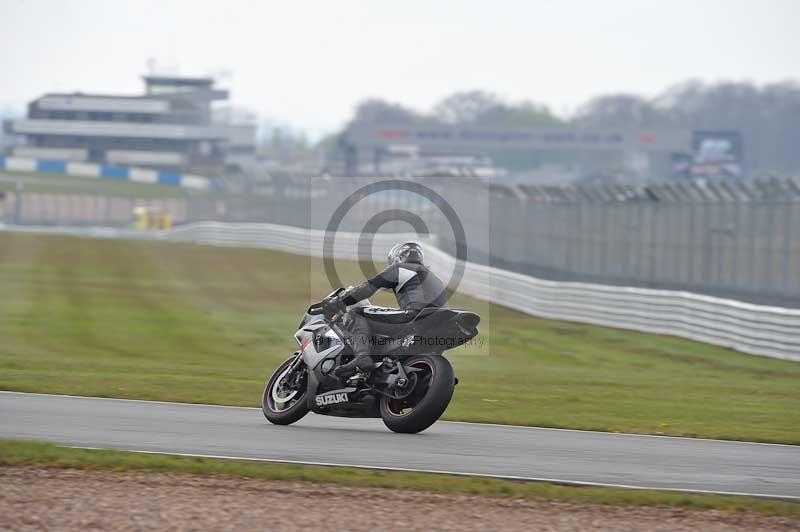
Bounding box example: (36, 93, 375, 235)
(277, 351, 306, 394)
(287, 351, 304, 374)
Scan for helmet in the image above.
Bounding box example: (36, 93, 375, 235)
(387, 241, 424, 266)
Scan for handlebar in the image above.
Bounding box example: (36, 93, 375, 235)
(307, 302, 342, 322)
(307, 288, 347, 318)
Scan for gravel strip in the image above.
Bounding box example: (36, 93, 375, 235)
(0, 466, 797, 531)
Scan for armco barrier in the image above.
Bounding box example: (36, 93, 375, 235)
(0, 156, 212, 190)
(2, 221, 798, 362)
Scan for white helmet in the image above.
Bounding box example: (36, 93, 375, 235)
(387, 242, 424, 266)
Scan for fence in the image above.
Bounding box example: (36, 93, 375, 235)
(0, 192, 188, 226)
(3, 220, 798, 362)
(173, 176, 800, 307)
(483, 179, 800, 308)
(2, 174, 799, 307)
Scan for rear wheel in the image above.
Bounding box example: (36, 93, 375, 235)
(379, 355, 455, 434)
(262, 355, 310, 425)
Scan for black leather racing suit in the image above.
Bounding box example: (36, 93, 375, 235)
(338, 261, 448, 358)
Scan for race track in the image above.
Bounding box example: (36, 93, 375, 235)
(1, 392, 798, 499)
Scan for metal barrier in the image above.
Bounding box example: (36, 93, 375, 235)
(4, 221, 796, 362)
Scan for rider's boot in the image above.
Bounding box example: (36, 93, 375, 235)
(334, 355, 373, 379)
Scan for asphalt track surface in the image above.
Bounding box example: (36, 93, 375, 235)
(1, 392, 799, 500)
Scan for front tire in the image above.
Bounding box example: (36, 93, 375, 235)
(262, 355, 310, 425)
(379, 355, 455, 434)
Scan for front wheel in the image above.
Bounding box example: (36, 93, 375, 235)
(262, 355, 310, 425)
(379, 355, 455, 434)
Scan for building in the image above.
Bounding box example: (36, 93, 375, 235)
(4, 75, 256, 173)
(337, 123, 742, 181)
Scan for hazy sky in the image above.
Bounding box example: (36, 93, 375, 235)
(1, 0, 798, 136)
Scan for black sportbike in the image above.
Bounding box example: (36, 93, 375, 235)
(262, 289, 480, 433)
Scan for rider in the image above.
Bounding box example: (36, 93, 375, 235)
(322, 241, 448, 379)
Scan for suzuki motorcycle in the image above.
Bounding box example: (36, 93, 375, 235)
(262, 289, 480, 433)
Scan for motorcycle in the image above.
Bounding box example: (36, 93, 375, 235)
(262, 288, 480, 433)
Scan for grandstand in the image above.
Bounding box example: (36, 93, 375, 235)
(3, 75, 256, 174)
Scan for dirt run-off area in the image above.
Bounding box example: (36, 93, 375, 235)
(1, 466, 797, 532)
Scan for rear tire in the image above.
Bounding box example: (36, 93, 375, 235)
(262, 356, 310, 425)
(379, 355, 455, 434)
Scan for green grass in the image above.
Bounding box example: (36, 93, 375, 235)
(1, 440, 797, 518)
(0, 232, 799, 443)
(0, 171, 192, 198)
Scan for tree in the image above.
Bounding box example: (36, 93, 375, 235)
(258, 124, 312, 162)
(351, 98, 423, 125)
(433, 90, 503, 124)
(336, 81, 800, 175)
(573, 94, 670, 128)
(656, 81, 800, 174)
(477, 101, 561, 127)
(433, 90, 561, 127)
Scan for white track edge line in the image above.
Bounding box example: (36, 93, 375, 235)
(69, 445, 800, 501)
(3, 391, 797, 448)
